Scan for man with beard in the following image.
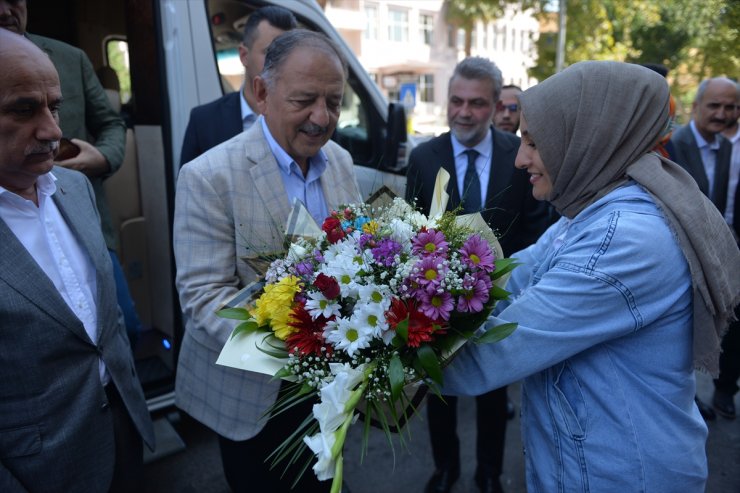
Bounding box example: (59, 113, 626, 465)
(492, 84, 522, 135)
(405, 57, 548, 493)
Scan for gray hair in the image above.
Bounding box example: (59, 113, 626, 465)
(449, 57, 503, 102)
(260, 30, 348, 89)
(694, 77, 738, 103)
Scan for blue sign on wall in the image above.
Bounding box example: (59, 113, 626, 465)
(399, 83, 417, 109)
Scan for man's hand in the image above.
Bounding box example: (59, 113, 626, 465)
(56, 138, 109, 178)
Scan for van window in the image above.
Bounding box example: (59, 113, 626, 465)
(104, 36, 132, 104)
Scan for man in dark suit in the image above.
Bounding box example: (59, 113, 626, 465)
(179, 6, 297, 165)
(670, 77, 738, 421)
(406, 57, 548, 493)
(0, 29, 153, 492)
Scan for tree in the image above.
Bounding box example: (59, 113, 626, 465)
(529, 0, 739, 116)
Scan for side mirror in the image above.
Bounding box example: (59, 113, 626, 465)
(381, 102, 407, 171)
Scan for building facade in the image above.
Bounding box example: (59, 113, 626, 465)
(323, 0, 540, 134)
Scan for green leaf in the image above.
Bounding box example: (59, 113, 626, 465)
(417, 344, 443, 385)
(217, 307, 251, 320)
(492, 258, 520, 280)
(475, 322, 517, 344)
(395, 317, 409, 342)
(230, 320, 260, 339)
(489, 284, 512, 301)
(388, 353, 405, 402)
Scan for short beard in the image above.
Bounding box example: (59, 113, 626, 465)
(450, 125, 486, 147)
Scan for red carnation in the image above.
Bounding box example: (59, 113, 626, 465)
(287, 302, 333, 357)
(314, 273, 341, 299)
(386, 297, 445, 347)
(322, 216, 345, 244)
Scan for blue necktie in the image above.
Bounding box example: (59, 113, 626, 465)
(462, 149, 481, 213)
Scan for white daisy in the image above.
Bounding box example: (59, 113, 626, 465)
(356, 283, 392, 311)
(353, 302, 389, 338)
(324, 316, 373, 357)
(305, 291, 341, 320)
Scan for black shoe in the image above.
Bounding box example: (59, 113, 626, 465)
(425, 467, 460, 493)
(506, 399, 515, 420)
(712, 390, 736, 419)
(477, 476, 504, 493)
(695, 396, 716, 421)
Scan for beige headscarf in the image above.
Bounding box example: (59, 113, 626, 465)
(519, 61, 740, 375)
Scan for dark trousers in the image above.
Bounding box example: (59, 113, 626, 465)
(427, 386, 508, 484)
(715, 317, 740, 395)
(218, 384, 329, 493)
(106, 383, 144, 493)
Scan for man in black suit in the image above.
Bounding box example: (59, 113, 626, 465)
(179, 6, 296, 165)
(406, 57, 548, 493)
(670, 77, 738, 421)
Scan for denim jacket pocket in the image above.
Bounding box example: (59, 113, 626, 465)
(553, 362, 588, 440)
(0, 424, 42, 459)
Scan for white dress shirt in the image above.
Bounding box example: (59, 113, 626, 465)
(451, 128, 493, 205)
(0, 173, 107, 384)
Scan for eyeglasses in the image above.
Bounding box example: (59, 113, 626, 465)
(496, 102, 519, 113)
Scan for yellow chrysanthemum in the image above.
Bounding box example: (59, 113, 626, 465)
(362, 220, 380, 235)
(251, 275, 301, 340)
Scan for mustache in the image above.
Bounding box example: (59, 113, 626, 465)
(299, 123, 329, 135)
(26, 141, 59, 155)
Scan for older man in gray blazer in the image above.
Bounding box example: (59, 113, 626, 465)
(174, 30, 361, 493)
(0, 30, 153, 493)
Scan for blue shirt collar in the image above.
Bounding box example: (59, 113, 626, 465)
(259, 117, 328, 178)
(450, 127, 493, 158)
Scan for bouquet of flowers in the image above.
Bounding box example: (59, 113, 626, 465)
(217, 183, 517, 493)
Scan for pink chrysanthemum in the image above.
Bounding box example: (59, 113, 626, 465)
(419, 290, 454, 321)
(412, 256, 447, 290)
(460, 235, 495, 272)
(457, 273, 491, 313)
(412, 229, 449, 257)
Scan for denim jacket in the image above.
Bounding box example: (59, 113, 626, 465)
(443, 183, 708, 492)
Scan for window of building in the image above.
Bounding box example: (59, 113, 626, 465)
(419, 74, 434, 102)
(388, 8, 409, 42)
(364, 4, 378, 40)
(457, 28, 465, 50)
(420, 13, 433, 45)
(482, 24, 488, 50)
(471, 25, 477, 50)
(492, 25, 498, 50)
(511, 28, 516, 51)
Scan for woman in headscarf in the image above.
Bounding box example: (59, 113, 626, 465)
(442, 61, 740, 492)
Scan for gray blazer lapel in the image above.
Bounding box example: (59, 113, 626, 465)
(0, 200, 93, 342)
(52, 173, 116, 341)
(245, 125, 293, 232)
(673, 125, 709, 193)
